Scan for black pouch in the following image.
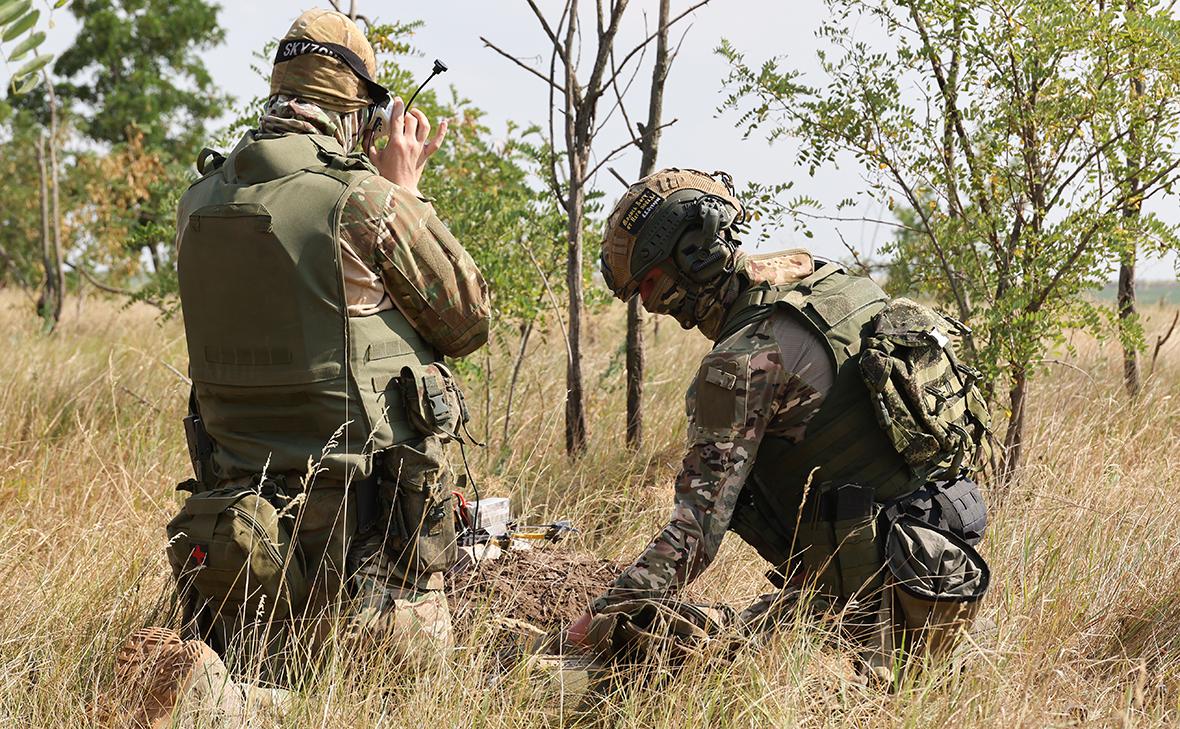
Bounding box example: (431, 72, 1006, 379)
(183, 386, 217, 491)
(881, 475, 987, 546)
(381, 437, 458, 578)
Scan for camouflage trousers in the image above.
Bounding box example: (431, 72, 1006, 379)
(193, 441, 454, 673)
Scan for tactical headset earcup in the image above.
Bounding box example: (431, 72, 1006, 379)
(672, 227, 731, 284)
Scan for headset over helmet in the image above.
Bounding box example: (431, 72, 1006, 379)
(600, 169, 746, 302)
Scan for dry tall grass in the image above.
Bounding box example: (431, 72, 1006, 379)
(1, 290, 1179, 727)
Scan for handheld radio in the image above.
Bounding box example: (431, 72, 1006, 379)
(365, 59, 449, 144)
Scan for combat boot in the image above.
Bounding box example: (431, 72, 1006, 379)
(102, 627, 253, 728)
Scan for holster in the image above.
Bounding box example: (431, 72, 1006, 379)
(183, 386, 217, 491)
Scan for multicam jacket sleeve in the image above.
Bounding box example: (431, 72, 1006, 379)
(590, 318, 827, 613)
(340, 174, 490, 357)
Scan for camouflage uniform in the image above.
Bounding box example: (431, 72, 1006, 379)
(591, 256, 833, 612)
(590, 170, 991, 682)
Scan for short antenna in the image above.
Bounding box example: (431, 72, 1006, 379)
(406, 59, 449, 108)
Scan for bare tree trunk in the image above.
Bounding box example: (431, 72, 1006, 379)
(484, 336, 493, 445)
(1119, 4, 1144, 400)
(626, 0, 673, 450)
(999, 367, 1028, 485)
(1118, 252, 1140, 397)
(625, 297, 645, 446)
(503, 320, 535, 442)
(35, 135, 60, 332)
(49, 142, 63, 319)
(565, 177, 588, 454)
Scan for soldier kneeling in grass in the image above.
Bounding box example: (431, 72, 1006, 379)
(560, 168, 992, 689)
(103, 8, 488, 727)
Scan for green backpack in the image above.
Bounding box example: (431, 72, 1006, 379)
(857, 298, 991, 475)
(165, 482, 308, 622)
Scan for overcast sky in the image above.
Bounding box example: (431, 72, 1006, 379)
(23, 0, 1180, 280)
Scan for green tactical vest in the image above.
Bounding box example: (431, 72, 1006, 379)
(176, 131, 434, 482)
(720, 263, 921, 519)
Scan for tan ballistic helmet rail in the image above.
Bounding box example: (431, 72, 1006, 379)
(600, 168, 744, 301)
(269, 9, 378, 113)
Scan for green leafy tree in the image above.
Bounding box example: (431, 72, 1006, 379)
(719, 0, 1180, 480)
(54, 0, 227, 153)
(40, 0, 230, 307)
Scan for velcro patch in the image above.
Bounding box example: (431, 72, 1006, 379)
(704, 366, 738, 390)
(619, 188, 664, 233)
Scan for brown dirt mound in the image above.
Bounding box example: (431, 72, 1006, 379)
(446, 547, 621, 634)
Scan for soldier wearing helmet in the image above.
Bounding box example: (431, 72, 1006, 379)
(109, 9, 489, 722)
(569, 169, 991, 681)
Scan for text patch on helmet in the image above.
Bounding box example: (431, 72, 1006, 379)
(619, 189, 665, 234)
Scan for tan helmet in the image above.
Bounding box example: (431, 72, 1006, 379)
(269, 9, 384, 113)
(599, 168, 745, 301)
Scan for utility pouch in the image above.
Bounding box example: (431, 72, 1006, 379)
(883, 516, 989, 660)
(858, 298, 990, 475)
(881, 475, 988, 546)
(399, 363, 470, 442)
(831, 484, 884, 601)
(381, 437, 458, 579)
(165, 479, 308, 622)
(796, 483, 884, 601)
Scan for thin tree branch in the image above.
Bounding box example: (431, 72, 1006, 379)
(793, 209, 926, 234)
(607, 166, 630, 186)
(525, 0, 568, 62)
(585, 118, 677, 180)
(1150, 311, 1179, 377)
(480, 37, 567, 93)
(600, 0, 713, 91)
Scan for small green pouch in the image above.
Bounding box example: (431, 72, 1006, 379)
(381, 438, 458, 579)
(165, 483, 308, 621)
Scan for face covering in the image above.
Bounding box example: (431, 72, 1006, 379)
(259, 94, 365, 152)
(642, 253, 748, 342)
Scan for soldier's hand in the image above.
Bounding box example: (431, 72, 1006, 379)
(368, 97, 450, 198)
(566, 610, 593, 648)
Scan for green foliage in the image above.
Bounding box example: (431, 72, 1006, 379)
(0, 0, 53, 96)
(719, 0, 1180, 407)
(0, 108, 46, 286)
(54, 0, 229, 153)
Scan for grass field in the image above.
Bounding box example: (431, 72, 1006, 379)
(1, 291, 1179, 727)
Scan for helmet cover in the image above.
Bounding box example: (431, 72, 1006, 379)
(269, 9, 381, 113)
(600, 168, 744, 301)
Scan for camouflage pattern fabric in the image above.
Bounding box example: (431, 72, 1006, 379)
(347, 526, 452, 669)
(258, 96, 490, 358)
(268, 9, 377, 113)
(260, 94, 364, 153)
(590, 311, 832, 613)
(343, 175, 490, 358)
